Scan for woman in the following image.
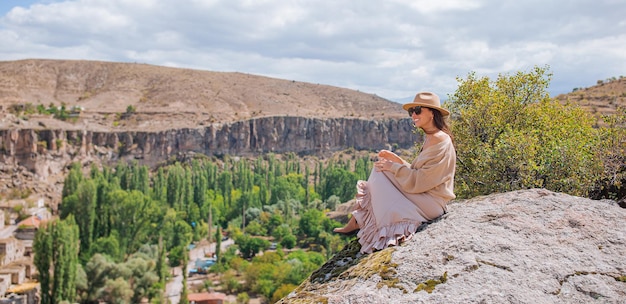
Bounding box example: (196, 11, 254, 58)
(333, 91, 456, 254)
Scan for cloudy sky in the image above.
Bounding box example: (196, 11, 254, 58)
(0, 0, 624, 102)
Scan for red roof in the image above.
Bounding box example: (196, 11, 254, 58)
(16, 216, 42, 228)
(188, 292, 226, 301)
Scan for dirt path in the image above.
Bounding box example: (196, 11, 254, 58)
(166, 238, 233, 303)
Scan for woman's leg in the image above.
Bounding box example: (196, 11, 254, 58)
(333, 215, 359, 234)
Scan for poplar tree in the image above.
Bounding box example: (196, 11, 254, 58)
(153, 167, 167, 203)
(116, 161, 130, 190)
(218, 171, 233, 208)
(94, 176, 119, 242)
(34, 216, 80, 304)
(167, 164, 184, 209)
(107, 189, 161, 258)
(73, 180, 97, 262)
(137, 164, 150, 195)
(61, 162, 83, 202)
(215, 226, 222, 263)
(184, 167, 194, 220)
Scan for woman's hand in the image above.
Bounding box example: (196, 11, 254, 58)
(375, 150, 403, 172)
(377, 150, 403, 164)
(374, 158, 393, 172)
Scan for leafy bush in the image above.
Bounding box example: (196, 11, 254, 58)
(235, 234, 270, 259)
(220, 269, 242, 294)
(236, 292, 250, 304)
(271, 284, 297, 303)
(280, 234, 297, 249)
(448, 66, 603, 198)
(590, 106, 626, 200)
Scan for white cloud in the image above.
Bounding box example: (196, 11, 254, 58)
(393, 0, 482, 14)
(0, 0, 625, 101)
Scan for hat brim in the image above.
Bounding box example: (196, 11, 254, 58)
(402, 102, 450, 116)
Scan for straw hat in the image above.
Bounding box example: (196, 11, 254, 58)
(402, 92, 450, 116)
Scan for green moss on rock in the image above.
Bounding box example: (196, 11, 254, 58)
(309, 239, 364, 283)
(414, 272, 448, 293)
(342, 247, 406, 293)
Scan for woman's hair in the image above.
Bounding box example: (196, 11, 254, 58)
(432, 108, 454, 141)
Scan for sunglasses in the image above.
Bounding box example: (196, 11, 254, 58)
(407, 106, 422, 116)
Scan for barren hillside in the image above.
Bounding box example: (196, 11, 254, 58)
(554, 76, 626, 119)
(0, 59, 405, 131)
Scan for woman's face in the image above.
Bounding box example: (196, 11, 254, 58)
(411, 107, 434, 128)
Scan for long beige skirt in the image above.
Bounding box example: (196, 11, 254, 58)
(352, 168, 445, 253)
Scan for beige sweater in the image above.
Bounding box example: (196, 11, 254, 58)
(388, 135, 456, 203)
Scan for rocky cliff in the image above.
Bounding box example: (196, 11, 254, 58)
(0, 116, 419, 178)
(0, 59, 419, 209)
(280, 189, 626, 304)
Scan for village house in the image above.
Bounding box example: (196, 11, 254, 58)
(14, 216, 41, 241)
(0, 266, 25, 286)
(0, 275, 10, 300)
(188, 292, 226, 304)
(0, 199, 44, 302)
(0, 238, 24, 267)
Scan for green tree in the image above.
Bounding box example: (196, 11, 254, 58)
(91, 235, 121, 262)
(244, 262, 279, 300)
(220, 269, 241, 294)
(592, 106, 626, 200)
(218, 171, 233, 208)
(270, 173, 306, 204)
(265, 212, 284, 236)
(153, 167, 167, 203)
(275, 198, 302, 222)
(82, 253, 116, 302)
(179, 245, 190, 304)
(280, 234, 297, 249)
(285, 250, 326, 274)
(62, 179, 97, 262)
(135, 163, 151, 195)
(34, 216, 80, 304)
(107, 189, 162, 257)
(93, 173, 118, 241)
(272, 284, 297, 303)
(325, 195, 341, 211)
(100, 277, 133, 304)
(61, 162, 83, 207)
(155, 236, 168, 293)
(124, 246, 161, 303)
(320, 167, 358, 202)
(235, 234, 270, 259)
(215, 226, 222, 263)
(236, 292, 250, 304)
(167, 220, 193, 267)
(271, 223, 291, 242)
(167, 164, 184, 210)
(448, 66, 603, 198)
(244, 221, 266, 236)
(298, 209, 326, 239)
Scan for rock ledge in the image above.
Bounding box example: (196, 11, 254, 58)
(280, 189, 626, 304)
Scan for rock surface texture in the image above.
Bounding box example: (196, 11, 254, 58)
(280, 189, 626, 304)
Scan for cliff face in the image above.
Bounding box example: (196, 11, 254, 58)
(280, 189, 626, 304)
(0, 59, 422, 209)
(0, 116, 419, 178)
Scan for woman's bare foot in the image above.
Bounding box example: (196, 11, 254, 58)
(333, 216, 359, 235)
